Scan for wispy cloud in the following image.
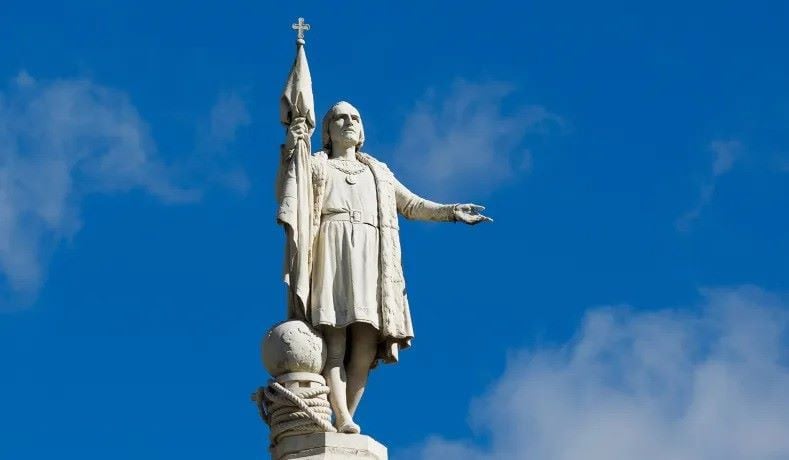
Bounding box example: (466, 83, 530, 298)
(392, 81, 562, 200)
(400, 285, 789, 460)
(0, 72, 198, 307)
(190, 91, 252, 194)
(676, 140, 741, 231)
(208, 91, 251, 147)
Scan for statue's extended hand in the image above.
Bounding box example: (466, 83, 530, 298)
(453, 204, 493, 225)
(285, 117, 310, 150)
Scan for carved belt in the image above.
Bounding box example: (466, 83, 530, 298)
(321, 209, 378, 228)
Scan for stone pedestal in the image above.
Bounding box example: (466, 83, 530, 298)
(272, 433, 387, 460)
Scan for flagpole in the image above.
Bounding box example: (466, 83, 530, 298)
(278, 18, 315, 320)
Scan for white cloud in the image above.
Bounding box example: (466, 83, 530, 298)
(400, 286, 789, 460)
(185, 91, 252, 194)
(208, 91, 251, 146)
(0, 72, 197, 306)
(392, 81, 562, 200)
(676, 140, 741, 231)
(710, 140, 739, 176)
(14, 70, 35, 88)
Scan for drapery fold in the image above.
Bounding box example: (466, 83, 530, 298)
(277, 42, 315, 320)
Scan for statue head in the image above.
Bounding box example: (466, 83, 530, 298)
(321, 101, 365, 153)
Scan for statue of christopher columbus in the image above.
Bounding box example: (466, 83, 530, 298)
(275, 20, 491, 435)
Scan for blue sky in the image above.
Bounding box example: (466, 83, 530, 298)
(1, 1, 788, 459)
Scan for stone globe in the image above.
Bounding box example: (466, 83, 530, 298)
(261, 320, 326, 376)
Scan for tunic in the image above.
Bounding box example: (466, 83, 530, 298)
(277, 149, 457, 365)
(310, 161, 380, 329)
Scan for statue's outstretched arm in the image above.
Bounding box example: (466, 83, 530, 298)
(394, 178, 492, 225)
(394, 178, 455, 222)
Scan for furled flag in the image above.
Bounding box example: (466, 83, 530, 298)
(279, 41, 315, 130)
(277, 35, 315, 321)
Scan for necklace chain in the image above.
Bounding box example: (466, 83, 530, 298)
(328, 159, 367, 175)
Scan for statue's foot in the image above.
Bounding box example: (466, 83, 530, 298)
(336, 419, 361, 434)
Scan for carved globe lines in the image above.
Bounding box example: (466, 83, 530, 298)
(262, 320, 327, 376)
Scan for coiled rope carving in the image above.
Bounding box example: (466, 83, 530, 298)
(254, 377, 337, 444)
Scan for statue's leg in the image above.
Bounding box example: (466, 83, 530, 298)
(322, 326, 357, 433)
(346, 323, 379, 417)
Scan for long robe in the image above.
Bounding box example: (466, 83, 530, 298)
(276, 149, 455, 365)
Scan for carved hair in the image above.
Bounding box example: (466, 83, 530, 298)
(321, 101, 365, 153)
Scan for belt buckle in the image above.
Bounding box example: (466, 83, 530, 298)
(350, 210, 362, 223)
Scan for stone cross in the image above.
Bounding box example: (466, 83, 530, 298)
(291, 17, 311, 41)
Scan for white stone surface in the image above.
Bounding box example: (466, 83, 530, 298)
(273, 433, 387, 460)
(262, 320, 326, 376)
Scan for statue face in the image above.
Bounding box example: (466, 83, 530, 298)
(328, 103, 362, 148)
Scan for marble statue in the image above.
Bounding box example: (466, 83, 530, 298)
(271, 17, 491, 438)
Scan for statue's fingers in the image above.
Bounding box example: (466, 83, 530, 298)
(458, 204, 485, 215)
(469, 215, 486, 225)
(460, 213, 481, 225)
(468, 214, 492, 224)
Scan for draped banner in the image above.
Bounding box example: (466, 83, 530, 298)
(278, 40, 315, 320)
